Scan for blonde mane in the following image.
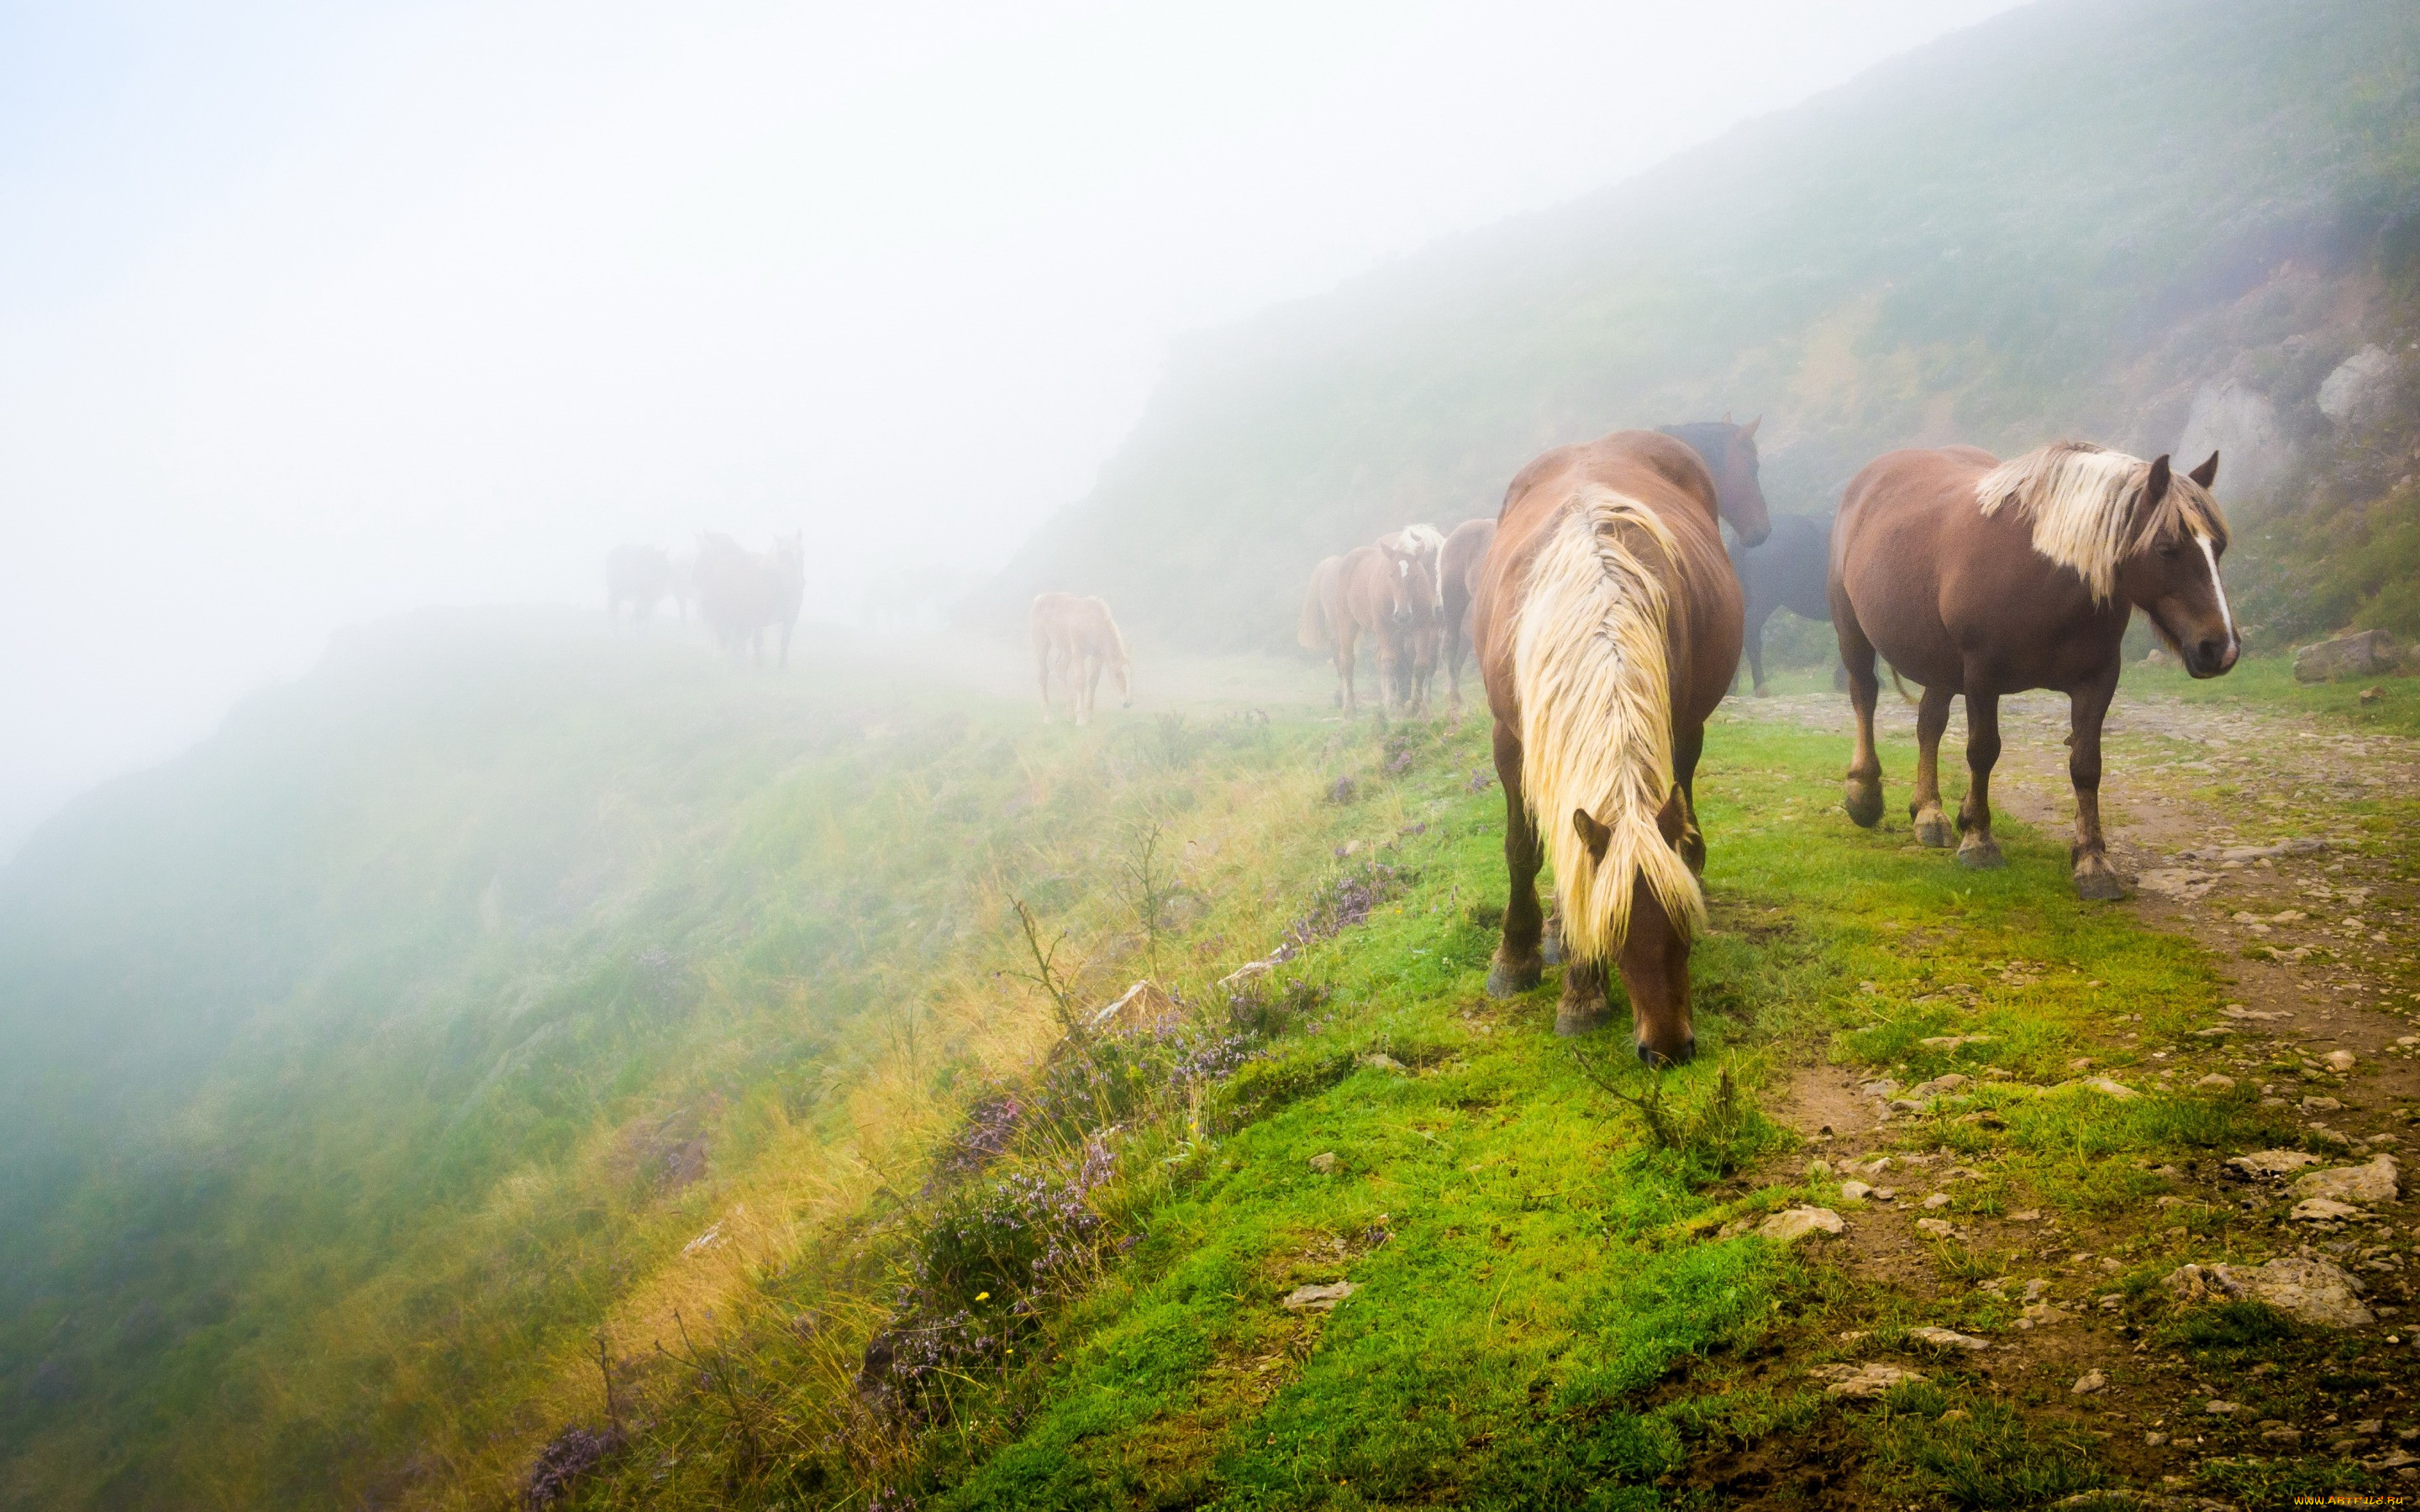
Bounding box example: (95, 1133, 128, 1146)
(1975, 442, 2228, 602)
(1510, 486, 1707, 964)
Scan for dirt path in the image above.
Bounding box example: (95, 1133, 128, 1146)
(1721, 685, 2420, 1501)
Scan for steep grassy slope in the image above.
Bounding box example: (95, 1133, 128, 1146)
(0, 616, 1345, 1509)
(985, 0, 2420, 650)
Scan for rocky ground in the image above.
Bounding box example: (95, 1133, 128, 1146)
(1728, 683, 2420, 1504)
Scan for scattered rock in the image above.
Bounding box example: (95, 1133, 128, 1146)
(1307, 1152, 1341, 1175)
(1870, 1187, 1899, 1201)
(1281, 1281, 1356, 1312)
(1810, 1362, 1928, 1399)
(1907, 1326, 1990, 1352)
(2207, 1399, 2240, 1415)
(1840, 1180, 1873, 1201)
(2328, 1049, 2359, 1074)
(2007, 1210, 2040, 1222)
(1759, 1206, 1845, 1244)
(2018, 1302, 2070, 1329)
(2196, 1074, 2236, 1091)
(1922, 1193, 1951, 1210)
(2166, 1257, 2374, 1327)
(2072, 1369, 2107, 1394)
(1919, 1035, 1993, 1052)
(2291, 1155, 2399, 1205)
(2262, 1425, 2304, 1446)
(2229, 1149, 2323, 1178)
(2296, 628, 2399, 683)
(1356, 1052, 1409, 1074)
(2139, 868, 2223, 900)
(2294, 1197, 2365, 1222)
(1916, 1217, 1954, 1238)
(2302, 1096, 2346, 1114)
(2076, 1076, 2139, 1100)
(1909, 1073, 1970, 1098)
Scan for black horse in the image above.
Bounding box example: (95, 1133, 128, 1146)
(1728, 513, 1834, 695)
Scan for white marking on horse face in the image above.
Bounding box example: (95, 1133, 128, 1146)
(2194, 532, 2237, 655)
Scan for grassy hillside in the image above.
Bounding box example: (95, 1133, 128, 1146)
(983, 0, 2420, 652)
(0, 616, 1353, 1508)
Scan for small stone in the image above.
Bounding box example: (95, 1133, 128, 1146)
(2291, 1154, 2399, 1205)
(2294, 1197, 2365, 1222)
(1923, 1193, 1952, 1210)
(1840, 1180, 1873, 1200)
(1357, 1052, 1408, 1074)
(2018, 1301, 2069, 1328)
(2007, 1210, 2040, 1222)
(2175, 1256, 2375, 1328)
(1810, 1362, 1928, 1399)
(1281, 1281, 1355, 1312)
(1871, 1187, 1898, 1201)
(2072, 1369, 2106, 1394)
(2328, 1049, 2358, 1074)
(2230, 1149, 2323, 1178)
(1758, 1206, 1845, 1244)
(2263, 1425, 2304, 1446)
(2207, 1399, 2241, 1415)
(1907, 1326, 1991, 1351)
(2077, 1076, 2139, 1100)
(2197, 1074, 2237, 1090)
(1910, 1073, 1970, 1098)
(1917, 1216, 1955, 1238)
(1307, 1152, 1341, 1175)
(1807, 1158, 1833, 1179)
(2144, 1431, 2169, 1446)
(2303, 1096, 2346, 1114)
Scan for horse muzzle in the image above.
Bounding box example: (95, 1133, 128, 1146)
(1637, 1032, 1696, 1068)
(2186, 637, 2238, 679)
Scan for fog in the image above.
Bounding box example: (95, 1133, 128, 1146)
(0, 0, 2021, 852)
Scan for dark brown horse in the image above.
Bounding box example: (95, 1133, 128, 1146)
(1473, 431, 1744, 1063)
(1729, 513, 1833, 694)
(1436, 517, 1496, 711)
(1831, 443, 2237, 898)
(1299, 541, 1435, 718)
(1655, 416, 1772, 548)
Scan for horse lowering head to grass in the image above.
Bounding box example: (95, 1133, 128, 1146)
(1830, 443, 2237, 899)
(1472, 431, 1744, 1065)
(1030, 592, 1132, 726)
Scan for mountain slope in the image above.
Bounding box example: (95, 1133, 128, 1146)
(983, 0, 2420, 649)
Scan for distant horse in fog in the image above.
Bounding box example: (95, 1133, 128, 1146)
(1380, 524, 1448, 707)
(1299, 538, 1434, 718)
(1031, 593, 1132, 725)
(1653, 416, 1772, 548)
(606, 544, 673, 624)
(1730, 514, 1834, 695)
(1437, 517, 1497, 711)
(694, 532, 805, 667)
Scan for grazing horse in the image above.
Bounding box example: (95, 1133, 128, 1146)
(1474, 431, 1743, 1063)
(694, 532, 806, 667)
(1305, 541, 1435, 718)
(1729, 513, 1834, 695)
(1655, 416, 1772, 548)
(606, 544, 672, 624)
(1030, 593, 1132, 725)
(1379, 524, 1448, 707)
(1831, 444, 2237, 899)
(1436, 517, 1497, 711)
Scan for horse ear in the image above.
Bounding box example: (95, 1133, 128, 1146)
(1571, 809, 1613, 864)
(2142, 454, 2172, 512)
(2188, 450, 2218, 489)
(1737, 415, 1760, 444)
(1721, 410, 1733, 423)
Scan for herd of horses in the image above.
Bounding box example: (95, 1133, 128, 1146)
(1037, 416, 2239, 1068)
(606, 535, 807, 667)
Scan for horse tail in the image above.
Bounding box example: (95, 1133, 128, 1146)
(1297, 564, 1331, 650)
(1888, 665, 1918, 705)
(1510, 486, 1707, 965)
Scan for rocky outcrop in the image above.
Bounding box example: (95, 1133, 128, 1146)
(2164, 1257, 2373, 1328)
(2296, 629, 2400, 683)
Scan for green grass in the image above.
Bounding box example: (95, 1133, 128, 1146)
(2124, 651, 2420, 738)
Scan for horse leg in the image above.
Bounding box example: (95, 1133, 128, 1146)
(1373, 633, 1397, 725)
(1908, 684, 1956, 848)
(1445, 616, 1467, 713)
(2068, 666, 2124, 900)
(1672, 723, 1707, 875)
(1837, 612, 1886, 827)
(1035, 633, 1056, 722)
(1486, 722, 1546, 997)
(1557, 956, 1612, 1037)
(1745, 606, 1772, 696)
(1076, 652, 1097, 727)
(1954, 683, 2006, 869)
(1335, 623, 1359, 717)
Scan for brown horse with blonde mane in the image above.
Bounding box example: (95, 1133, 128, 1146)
(1030, 592, 1133, 725)
(1473, 430, 1748, 1064)
(1297, 539, 1436, 718)
(1830, 443, 2238, 898)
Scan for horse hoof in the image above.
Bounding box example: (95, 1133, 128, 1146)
(1956, 837, 2005, 870)
(1486, 956, 1543, 998)
(1555, 1000, 1613, 1037)
(2073, 864, 2126, 901)
(1844, 780, 1884, 829)
(1912, 809, 1953, 848)
(1753, 685, 1771, 699)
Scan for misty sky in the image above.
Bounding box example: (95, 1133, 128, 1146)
(0, 0, 2024, 852)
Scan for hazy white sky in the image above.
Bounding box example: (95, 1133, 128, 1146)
(0, 0, 2023, 849)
